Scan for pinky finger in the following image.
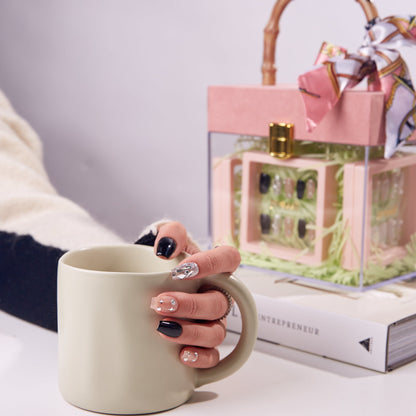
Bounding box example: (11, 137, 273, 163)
(180, 347, 220, 369)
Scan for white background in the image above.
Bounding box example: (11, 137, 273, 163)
(0, 0, 414, 243)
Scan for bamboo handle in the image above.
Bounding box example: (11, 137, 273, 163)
(261, 0, 379, 85)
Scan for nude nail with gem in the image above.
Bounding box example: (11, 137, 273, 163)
(306, 179, 316, 199)
(182, 350, 199, 363)
(284, 217, 294, 238)
(284, 178, 294, 199)
(272, 175, 282, 196)
(150, 295, 178, 313)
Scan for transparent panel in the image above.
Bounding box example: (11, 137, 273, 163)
(208, 133, 416, 291)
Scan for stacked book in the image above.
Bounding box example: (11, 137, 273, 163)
(229, 268, 416, 372)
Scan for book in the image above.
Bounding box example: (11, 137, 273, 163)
(229, 268, 416, 372)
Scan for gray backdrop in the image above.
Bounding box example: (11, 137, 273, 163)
(0, 0, 414, 243)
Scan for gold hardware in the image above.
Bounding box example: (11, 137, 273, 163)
(268, 122, 294, 159)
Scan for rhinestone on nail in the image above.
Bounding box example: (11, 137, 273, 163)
(272, 175, 282, 196)
(182, 351, 199, 363)
(306, 179, 316, 199)
(168, 298, 177, 312)
(171, 262, 199, 280)
(284, 178, 294, 199)
(272, 214, 282, 235)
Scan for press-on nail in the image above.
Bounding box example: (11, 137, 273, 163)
(272, 175, 282, 196)
(260, 214, 271, 234)
(296, 180, 306, 199)
(150, 296, 178, 313)
(306, 179, 316, 199)
(272, 214, 282, 235)
(284, 217, 294, 237)
(259, 173, 271, 194)
(298, 219, 307, 239)
(156, 237, 176, 258)
(157, 321, 183, 338)
(284, 178, 294, 199)
(171, 262, 199, 280)
(182, 350, 199, 363)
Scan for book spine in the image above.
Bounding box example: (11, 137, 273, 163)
(228, 292, 389, 372)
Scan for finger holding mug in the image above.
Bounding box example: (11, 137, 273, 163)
(154, 221, 200, 259)
(149, 222, 241, 368)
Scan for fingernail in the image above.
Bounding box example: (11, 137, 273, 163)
(171, 262, 199, 280)
(272, 174, 282, 196)
(284, 177, 294, 199)
(298, 219, 307, 239)
(150, 295, 178, 313)
(259, 173, 271, 194)
(296, 180, 306, 199)
(260, 213, 271, 234)
(157, 321, 183, 338)
(272, 214, 282, 235)
(284, 216, 294, 238)
(182, 350, 199, 363)
(156, 237, 177, 258)
(306, 178, 316, 199)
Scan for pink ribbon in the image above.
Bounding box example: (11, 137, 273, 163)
(298, 15, 416, 158)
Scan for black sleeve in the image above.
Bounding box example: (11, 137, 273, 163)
(0, 231, 65, 331)
(0, 229, 158, 332)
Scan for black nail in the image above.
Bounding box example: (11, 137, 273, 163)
(157, 321, 183, 338)
(156, 237, 176, 258)
(296, 180, 306, 199)
(259, 173, 271, 194)
(260, 214, 271, 234)
(134, 232, 157, 246)
(298, 219, 307, 239)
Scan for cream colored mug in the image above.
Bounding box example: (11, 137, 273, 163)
(57, 244, 257, 415)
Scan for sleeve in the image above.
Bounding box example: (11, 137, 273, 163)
(0, 231, 65, 331)
(0, 225, 159, 332)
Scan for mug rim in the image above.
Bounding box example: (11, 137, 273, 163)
(59, 244, 184, 276)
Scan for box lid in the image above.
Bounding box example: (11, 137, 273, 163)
(208, 85, 416, 147)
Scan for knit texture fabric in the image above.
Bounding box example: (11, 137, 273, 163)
(0, 89, 159, 331)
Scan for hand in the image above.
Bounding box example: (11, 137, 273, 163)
(150, 221, 240, 369)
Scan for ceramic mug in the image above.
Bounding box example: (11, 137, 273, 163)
(57, 244, 257, 415)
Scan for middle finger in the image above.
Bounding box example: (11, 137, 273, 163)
(150, 290, 229, 321)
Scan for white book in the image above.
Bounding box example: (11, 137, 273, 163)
(229, 268, 416, 372)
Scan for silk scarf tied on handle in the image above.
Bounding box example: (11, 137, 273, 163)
(298, 15, 416, 159)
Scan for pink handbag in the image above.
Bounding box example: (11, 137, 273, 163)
(208, 0, 416, 291)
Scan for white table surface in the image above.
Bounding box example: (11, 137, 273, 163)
(1, 309, 415, 416)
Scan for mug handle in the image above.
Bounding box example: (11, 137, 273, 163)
(194, 272, 258, 388)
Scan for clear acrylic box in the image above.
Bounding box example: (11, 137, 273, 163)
(207, 86, 416, 291)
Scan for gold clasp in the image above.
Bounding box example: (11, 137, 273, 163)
(268, 122, 294, 159)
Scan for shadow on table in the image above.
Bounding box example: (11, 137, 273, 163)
(186, 391, 218, 405)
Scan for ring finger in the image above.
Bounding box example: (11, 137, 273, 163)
(151, 289, 230, 321)
(156, 319, 226, 349)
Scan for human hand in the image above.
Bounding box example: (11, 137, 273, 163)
(149, 221, 240, 369)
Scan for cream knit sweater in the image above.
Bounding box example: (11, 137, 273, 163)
(0, 89, 125, 250)
(0, 89, 165, 331)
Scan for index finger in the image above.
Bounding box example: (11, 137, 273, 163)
(171, 245, 241, 280)
(154, 221, 200, 259)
